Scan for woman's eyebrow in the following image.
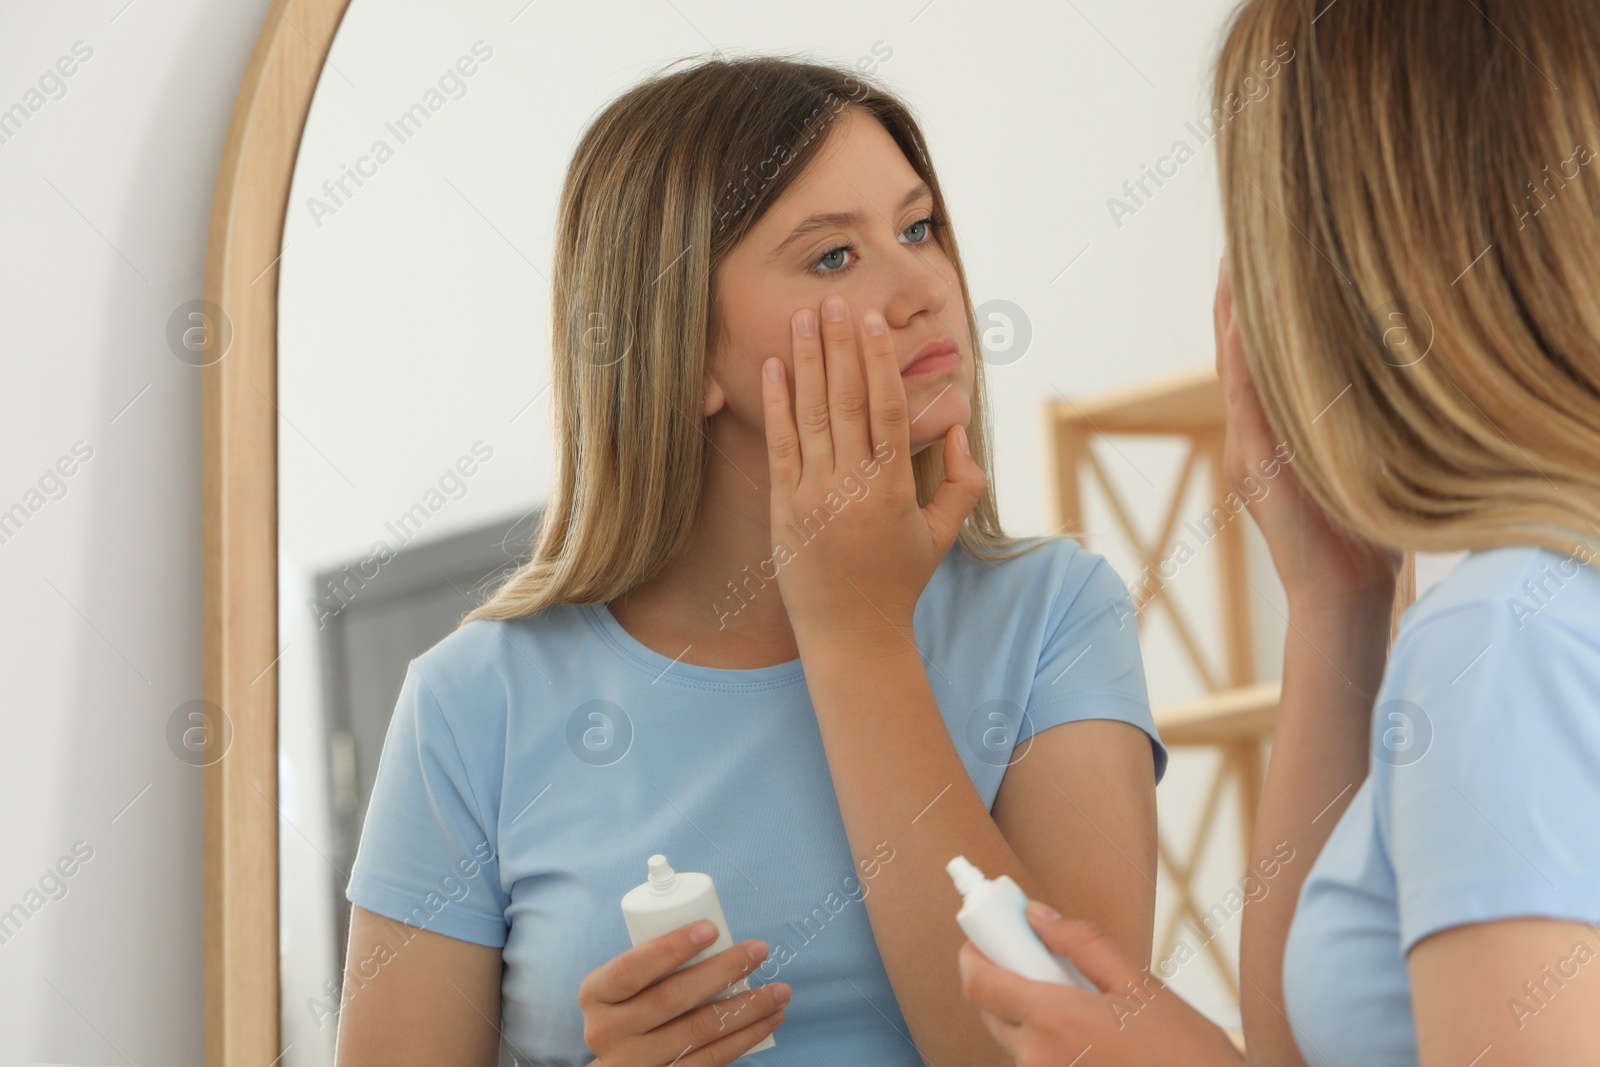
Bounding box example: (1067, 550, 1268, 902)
(766, 180, 932, 262)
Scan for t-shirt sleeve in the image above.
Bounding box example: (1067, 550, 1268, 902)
(344, 659, 511, 948)
(1015, 548, 1168, 784)
(1383, 601, 1600, 955)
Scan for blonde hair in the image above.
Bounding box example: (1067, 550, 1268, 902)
(464, 54, 1041, 625)
(1213, 0, 1600, 562)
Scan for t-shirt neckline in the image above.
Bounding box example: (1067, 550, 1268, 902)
(582, 601, 807, 690)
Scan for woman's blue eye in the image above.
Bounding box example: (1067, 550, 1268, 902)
(807, 215, 944, 276)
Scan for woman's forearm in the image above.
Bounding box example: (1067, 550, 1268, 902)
(797, 625, 1057, 1067)
(1239, 593, 1394, 1067)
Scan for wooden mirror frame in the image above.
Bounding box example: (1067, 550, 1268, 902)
(198, 7, 1422, 1062)
(202, 0, 351, 1062)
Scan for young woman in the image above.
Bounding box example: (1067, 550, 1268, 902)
(957, 1, 1600, 1064)
(333, 57, 1167, 1066)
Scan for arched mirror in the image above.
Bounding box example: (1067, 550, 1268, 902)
(202, 1, 1417, 1063)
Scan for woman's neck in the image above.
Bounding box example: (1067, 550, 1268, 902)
(608, 436, 801, 669)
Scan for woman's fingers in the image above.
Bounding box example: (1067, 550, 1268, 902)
(782, 295, 903, 490)
(974, 1003, 1024, 1057)
(581, 922, 726, 1006)
(957, 938, 1065, 1027)
(1027, 911, 1142, 996)
(919, 425, 985, 556)
(861, 308, 910, 480)
(1214, 256, 1267, 488)
(761, 355, 801, 497)
(791, 304, 834, 473)
(1213, 253, 1231, 377)
(820, 293, 871, 461)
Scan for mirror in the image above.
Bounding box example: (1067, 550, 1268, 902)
(205, 0, 1301, 1061)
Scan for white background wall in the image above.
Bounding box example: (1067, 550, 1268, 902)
(1, 1, 275, 1064)
(0, 0, 1468, 1063)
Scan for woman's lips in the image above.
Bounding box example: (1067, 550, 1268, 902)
(901, 348, 960, 377)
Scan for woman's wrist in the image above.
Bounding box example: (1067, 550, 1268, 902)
(1285, 579, 1397, 635)
(1279, 588, 1395, 715)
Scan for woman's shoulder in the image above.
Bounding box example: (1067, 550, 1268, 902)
(406, 604, 590, 713)
(1372, 547, 1600, 951)
(947, 533, 1124, 592)
(1395, 543, 1600, 652)
(938, 534, 1135, 628)
(1378, 544, 1600, 769)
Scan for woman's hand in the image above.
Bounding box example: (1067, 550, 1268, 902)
(758, 293, 987, 638)
(957, 903, 1243, 1067)
(1214, 255, 1402, 611)
(576, 921, 789, 1066)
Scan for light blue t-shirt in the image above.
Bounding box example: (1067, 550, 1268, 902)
(1283, 544, 1600, 1065)
(345, 534, 1167, 1065)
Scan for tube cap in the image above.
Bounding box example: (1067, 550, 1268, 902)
(947, 854, 986, 897)
(647, 853, 677, 893)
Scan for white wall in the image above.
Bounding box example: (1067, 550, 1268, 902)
(0, 0, 1472, 1062)
(0, 1, 273, 1063)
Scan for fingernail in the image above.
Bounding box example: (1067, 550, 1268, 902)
(747, 941, 767, 963)
(822, 295, 846, 322)
(1027, 900, 1061, 922)
(863, 310, 886, 335)
(773, 983, 792, 1006)
(764, 357, 780, 382)
(795, 309, 816, 337)
(957, 425, 970, 455)
(691, 921, 717, 946)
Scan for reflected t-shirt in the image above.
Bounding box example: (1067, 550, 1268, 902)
(344, 534, 1167, 1066)
(1283, 544, 1600, 1065)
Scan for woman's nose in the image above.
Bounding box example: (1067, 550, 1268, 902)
(882, 244, 949, 323)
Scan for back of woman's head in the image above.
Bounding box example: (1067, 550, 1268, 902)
(465, 54, 1022, 625)
(1214, 0, 1600, 561)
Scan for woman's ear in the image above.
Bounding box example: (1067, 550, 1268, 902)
(702, 375, 726, 418)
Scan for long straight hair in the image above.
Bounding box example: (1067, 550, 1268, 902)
(1213, 0, 1600, 562)
(464, 55, 1042, 625)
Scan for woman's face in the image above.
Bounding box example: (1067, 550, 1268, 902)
(705, 107, 974, 458)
